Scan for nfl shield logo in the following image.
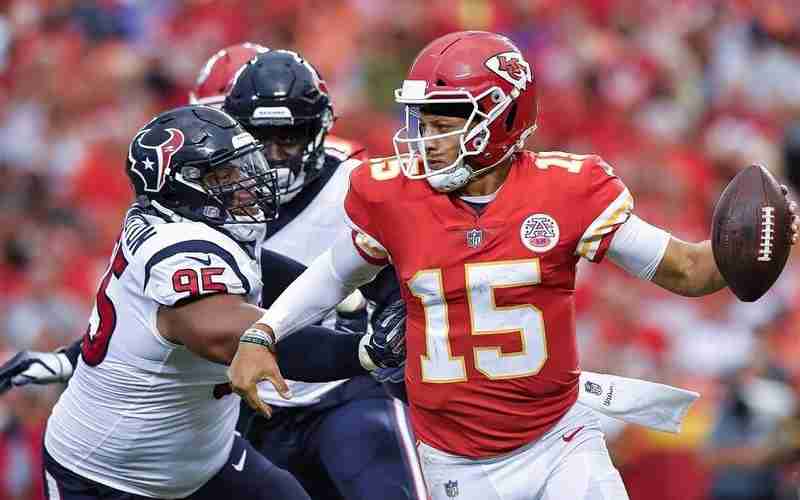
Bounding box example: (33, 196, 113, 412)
(444, 480, 459, 498)
(466, 228, 483, 248)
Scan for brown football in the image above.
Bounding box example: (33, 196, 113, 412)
(711, 165, 791, 302)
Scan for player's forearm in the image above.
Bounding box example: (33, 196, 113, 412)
(265, 233, 385, 340)
(652, 238, 726, 297)
(277, 326, 367, 381)
(158, 295, 264, 364)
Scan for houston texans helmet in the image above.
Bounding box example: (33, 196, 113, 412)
(126, 105, 279, 241)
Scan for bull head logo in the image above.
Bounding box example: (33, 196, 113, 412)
(129, 128, 185, 193)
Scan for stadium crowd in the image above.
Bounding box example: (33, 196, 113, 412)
(1, 0, 800, 498)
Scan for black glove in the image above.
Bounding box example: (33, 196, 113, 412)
(0, 350, 75, 395)
(360, 299, 406, 370)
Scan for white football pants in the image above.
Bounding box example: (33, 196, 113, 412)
(416, 403, 629, 500)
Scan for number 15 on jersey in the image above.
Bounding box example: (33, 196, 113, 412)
(409, 259, 548, 383)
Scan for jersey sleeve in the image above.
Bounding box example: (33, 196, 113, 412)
(344, 162, 390, 265)
(324, 134, 369, 163)
(574, 156, 634, 263)
(142, 240, 252, 306)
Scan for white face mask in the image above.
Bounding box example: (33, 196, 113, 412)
(393, 84, 513, 189)
(273, 168, 306, 204)
(425, 159, 473, 192)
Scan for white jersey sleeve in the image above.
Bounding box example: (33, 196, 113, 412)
(143, 235, 255, 306)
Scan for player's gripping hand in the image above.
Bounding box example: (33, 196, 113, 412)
(359, 299, 407, 370)
(0, 351, 75, 395)
(228, 325, 292, 418)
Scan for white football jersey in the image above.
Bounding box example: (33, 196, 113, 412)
(45, 208, 261, 499)
(258, 153, 361, 407)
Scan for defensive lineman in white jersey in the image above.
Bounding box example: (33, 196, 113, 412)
(2, 44, 423, 500)
(42, 105, 312, 500)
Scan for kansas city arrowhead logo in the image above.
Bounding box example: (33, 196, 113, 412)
(485, 51, 533, 90)
(129, 128, 185, 193)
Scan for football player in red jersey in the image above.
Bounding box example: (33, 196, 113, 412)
(229, 30, 799, 499)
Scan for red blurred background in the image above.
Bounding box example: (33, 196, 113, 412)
(2, 1, 800, 499)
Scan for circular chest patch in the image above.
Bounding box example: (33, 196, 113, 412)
(520, 213, 560, 253)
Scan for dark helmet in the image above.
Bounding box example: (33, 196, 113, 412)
(126, 105, 279, 236)
(223, 50, 333, 201)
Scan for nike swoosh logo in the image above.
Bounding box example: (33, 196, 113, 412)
(187, 255, 212, 266)
(232, 449, 247, 472)
(562, 426, 584, 442)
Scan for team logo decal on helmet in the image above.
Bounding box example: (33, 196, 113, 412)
(485, 51, 532, 90)
(128, 128, 185, 193)
(520, 213, 559, 253)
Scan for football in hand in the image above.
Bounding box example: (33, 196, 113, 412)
(711, 165, 791, 302)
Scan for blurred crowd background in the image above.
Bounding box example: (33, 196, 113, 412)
(1, 0, 800, 499)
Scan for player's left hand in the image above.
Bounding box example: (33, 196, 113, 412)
(0, 351, 74, 395)
(781, 185, 799, 244)
(228, 326, 291, 418)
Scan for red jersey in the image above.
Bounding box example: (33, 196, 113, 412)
(344, 151, 633, 458)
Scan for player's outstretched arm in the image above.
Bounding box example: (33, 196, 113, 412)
(157, 294, 267, 364)
(276, 300, 407, 383)
(651, 238, 727, 297)
(158, 293, 290, 417)
(608, 207, 798, 297)
(650, 197, 798, 297)
(229, 230, 386, 415)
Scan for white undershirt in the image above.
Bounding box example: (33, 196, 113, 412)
(459, 188, 501, 204)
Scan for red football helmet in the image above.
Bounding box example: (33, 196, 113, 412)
(393, 31, 538, 192)
(189, 42, 269, 107)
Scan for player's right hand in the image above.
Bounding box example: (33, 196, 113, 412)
(228, 326, 292, 418)
(0, 351, 74, 395)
